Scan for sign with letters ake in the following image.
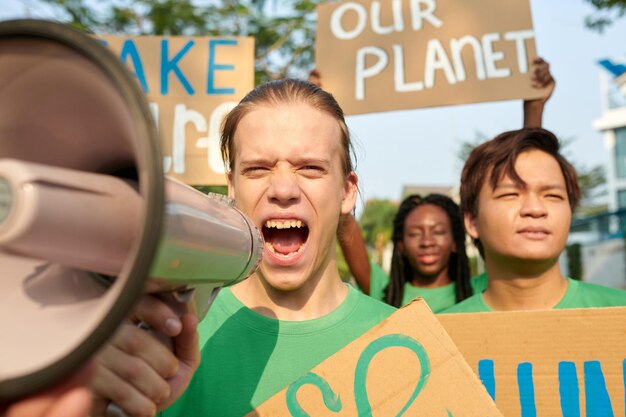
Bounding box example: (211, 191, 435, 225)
(248, 299, 502, 416)
(100, 36, 254, 185)
(316, 0, 544, 115)
(439, 307, 626, 417)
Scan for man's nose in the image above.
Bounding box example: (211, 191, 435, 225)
(267, 170, 301, 205)
(520, 193, 548, 218)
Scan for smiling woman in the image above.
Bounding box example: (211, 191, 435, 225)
(372, 193, 486, 311)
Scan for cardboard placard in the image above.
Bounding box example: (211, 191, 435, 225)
(100, 36, 254, 185)
(439, 307, 626, 417)
(316, 0, 544, 115)
(249, 299, 502, 416)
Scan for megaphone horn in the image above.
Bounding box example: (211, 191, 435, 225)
(0, 19, 263, 403)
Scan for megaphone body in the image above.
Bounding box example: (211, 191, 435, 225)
(0, 158, 262, 312)
(0, 19, 262, 403)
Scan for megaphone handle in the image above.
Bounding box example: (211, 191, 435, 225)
(105, 289, 195, 417)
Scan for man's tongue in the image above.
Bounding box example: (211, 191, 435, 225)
(268, 229, 305, 255)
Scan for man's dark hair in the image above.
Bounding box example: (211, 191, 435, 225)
(460, 128, 580, 256)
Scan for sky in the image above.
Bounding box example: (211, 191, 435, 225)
(345, 0, 626, 206)
(2, 0, 626, 214)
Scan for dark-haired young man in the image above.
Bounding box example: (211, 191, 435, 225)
(443, 128, 626, 313)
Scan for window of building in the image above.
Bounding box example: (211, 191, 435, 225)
(615, 127, 626, 178)
(618, 189, 626, 208)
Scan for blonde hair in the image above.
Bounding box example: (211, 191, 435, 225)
(220, 79, 355, 176)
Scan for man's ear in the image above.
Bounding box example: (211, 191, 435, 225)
(227, 172, 235, 200)
(340, 172, 358, 215)
(464, 211, 479, 240)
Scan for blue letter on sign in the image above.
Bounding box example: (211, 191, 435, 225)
(558, 361, 580, 417)
(517, 362, 537, 417)
(584, 361, 614, 417)
(161, 39, 195, 95)
(120, 39, 149, 93)
(207, 39, 236, 95)
(478, 359, 496, 401)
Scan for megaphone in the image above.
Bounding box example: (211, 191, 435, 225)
(0, 19, 263, 403)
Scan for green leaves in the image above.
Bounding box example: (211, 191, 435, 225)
(41, 0, 323, 82)
(584, 0, 626, 33)
(359, 199, 398, 248)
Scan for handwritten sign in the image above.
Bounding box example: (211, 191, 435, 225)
(100, 36, 254, 185)
(249, 299, 502, 416)
(316, 0, 543, 115)
(439, 307, 626, 417)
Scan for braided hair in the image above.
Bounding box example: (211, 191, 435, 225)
(384, 194, 472, 308)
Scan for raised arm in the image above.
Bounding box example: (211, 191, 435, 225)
(523, 57, 556, 128)
(338, 214, 372, 294)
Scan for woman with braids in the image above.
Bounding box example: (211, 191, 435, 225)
(375, 193, 487, 311)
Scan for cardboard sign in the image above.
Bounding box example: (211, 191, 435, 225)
(249, 299, 502, 416)
(100, 36, 254, 185)
(316, 0, 544, 115)
(439, 307, 626, 417)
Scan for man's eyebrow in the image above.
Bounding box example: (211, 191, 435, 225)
(538, 184, 568, 192)
(493, 182, 523, 190)
(493, 182, 567, 191)
(296, 157, 331, 165)
(238, 158, 274, 167)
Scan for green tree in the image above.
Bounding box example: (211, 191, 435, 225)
(193, 185, 228, 195)
(455, 130, 489, 162)
(574, 165, 607, 216)
(359, 199, 397, 248)
(40, 0, 321, 83)
(584, 0, 626, 32)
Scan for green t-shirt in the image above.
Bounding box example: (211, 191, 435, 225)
(160, 285, 395, 417)
(441, 278, 626, 313)
(368, 264, 487, 312)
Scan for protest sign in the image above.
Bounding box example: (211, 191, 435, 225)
(101, 36, 254, 185)
(439, 307, 626, 417)
(249, 299, 502, 416)
(316, 0, 544, 115)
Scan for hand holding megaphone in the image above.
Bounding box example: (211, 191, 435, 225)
(91, 294, 200, 417)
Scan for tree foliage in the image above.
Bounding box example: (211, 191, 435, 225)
(455, 130, 489, 162)
(584, 0, 626, 32)
(359, 199, 398, 248)
(40, 0, 321, 83)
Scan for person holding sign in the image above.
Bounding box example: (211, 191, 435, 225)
(442, 128, 626, 313)
(159, 78, 395, 417)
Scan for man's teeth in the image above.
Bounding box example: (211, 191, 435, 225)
(266, 242, 305, 255)
(264, 219, 304, 229)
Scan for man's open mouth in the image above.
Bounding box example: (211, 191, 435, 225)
(263, 219, 309, 256)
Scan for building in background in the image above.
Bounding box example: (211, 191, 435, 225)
(595, 57, 626, 211)
(565, 58, 626, 289)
